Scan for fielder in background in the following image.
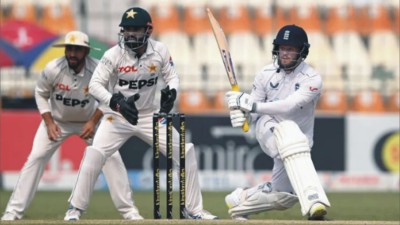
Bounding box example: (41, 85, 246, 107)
(224, 24, 331, 220)
(63, 7, 217, 220)
(1, 31, 142, 221)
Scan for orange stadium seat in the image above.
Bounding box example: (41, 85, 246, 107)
(394, 7, 399, 35)
(356, 6, 372, 36)
(151, 4, 181, 35)
(41, 3, 76, 35)
(289, 6, 321, 32)
(253, 5, 273, 36)
(369, 4, 392, 32)
(219, 5, 251, 34)
(213, 91, 229, 113)
(386, 90, 400, 112)
(9, 2, 37, 21)
(325, 5, 357, 35)
(318, 90, 348, 114)
(178, 90, 212, 114)
(183, 5, 211, 36)
(274, 6, 290, 31)
(350, 90, 385, 113)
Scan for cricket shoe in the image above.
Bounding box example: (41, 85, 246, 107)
(308, 202, 327, 220)
(231, 215, 249, 220)
(186, 210, 218, 220)
(64, 206, 83, 221)
(1, 211, 21, 221)
(123, 212, 144, 220)
(225, 188, 246, 209)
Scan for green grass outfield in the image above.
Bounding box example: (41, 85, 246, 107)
(0, 190, 399, 225)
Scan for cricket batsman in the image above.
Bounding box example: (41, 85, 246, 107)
(224, 24, 331, 220)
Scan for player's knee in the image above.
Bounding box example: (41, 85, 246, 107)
(274, 120, 310, 159)
(82, 146, 107, 168)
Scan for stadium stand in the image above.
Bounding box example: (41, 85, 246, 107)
(183, 5, 211, 36)
(178, 90, 212, 114)
(151, 3, 181, 36)
(0, 0, 399, 113)
(386, 90, 400, 112)
(212, 90, 229, 113)
(8, 1, 37, 21)
(318, 90, 348, 114)
(40, 3, 77, 35)
(350, 89, 385, 112)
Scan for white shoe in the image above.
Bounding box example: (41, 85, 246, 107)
(64, 207, 82, 221)
(308, 202, 327, 220)
(1, 211, 20, 221)
(232, 215, 248, 220)
(124, 212, 144, 220)
(225, 188, 245, 209)
(186, 210, 218, 220)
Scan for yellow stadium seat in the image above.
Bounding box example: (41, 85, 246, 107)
(40, 3, 76, 35)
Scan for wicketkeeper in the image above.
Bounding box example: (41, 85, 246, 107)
(224, 24, 331, 220)
(64, 7, 217, 220)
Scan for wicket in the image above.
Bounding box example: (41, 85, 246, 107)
(152, 113, 186, 219)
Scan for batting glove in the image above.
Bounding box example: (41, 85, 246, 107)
(226, 91, 255, 113)
(230, 109, 248, 128)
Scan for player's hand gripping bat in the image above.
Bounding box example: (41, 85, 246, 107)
(207, 8, 249, 132)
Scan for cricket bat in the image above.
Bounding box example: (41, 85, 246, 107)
(207, 8, 249, 132)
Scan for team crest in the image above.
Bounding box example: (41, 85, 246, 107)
(83, 85, 89, 95)
(148, 64, 157, 75)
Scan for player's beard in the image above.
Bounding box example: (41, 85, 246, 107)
(277, 55, 302, 72)
(66, 56, 85, 72)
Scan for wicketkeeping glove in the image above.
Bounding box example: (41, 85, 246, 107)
(109, 92, 140, 125)
(159, 85, 177, 113)
(226, 91, 255, 112)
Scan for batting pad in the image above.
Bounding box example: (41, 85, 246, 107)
(274, 121, 330, 216)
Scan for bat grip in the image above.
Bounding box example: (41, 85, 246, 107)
(242, 120, 249, 132)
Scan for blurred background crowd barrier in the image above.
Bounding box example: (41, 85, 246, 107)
(0, 0, 399, 114)
(0, 0, 398, 192)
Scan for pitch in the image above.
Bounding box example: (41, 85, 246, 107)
(0, 190, 399, 225)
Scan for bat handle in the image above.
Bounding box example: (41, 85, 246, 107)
(242, 120, 249, 132)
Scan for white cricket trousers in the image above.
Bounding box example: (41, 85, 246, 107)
(255, 115, 294, 193)
(69, 111, 204, 215)
(4, 120, 136, 217)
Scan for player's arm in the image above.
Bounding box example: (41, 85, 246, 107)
(80, 108, 103, 139)
(255, 76, 322, 115)
(228, 76, 322, 115)
(89, 54, 114, 106)
(35, 66, 61, 141)
(159, 47, 179, 113)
